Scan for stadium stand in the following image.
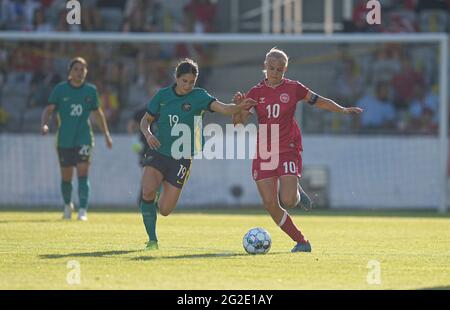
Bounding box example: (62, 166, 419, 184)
(0, 0, 447, 136)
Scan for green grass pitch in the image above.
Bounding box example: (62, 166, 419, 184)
(0, 209, 449, 290)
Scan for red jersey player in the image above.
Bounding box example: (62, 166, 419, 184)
(233, 48, 363, 253)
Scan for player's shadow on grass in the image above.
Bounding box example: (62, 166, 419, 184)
(40, 250, 140, 259)
(132, 251, 285, 261)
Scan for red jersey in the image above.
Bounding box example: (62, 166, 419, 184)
(246, 78, 309, 156)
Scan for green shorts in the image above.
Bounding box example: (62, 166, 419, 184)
(142, 150, 192, 189)
(57, 146, 92, 167)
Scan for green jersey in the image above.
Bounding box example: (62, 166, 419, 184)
(147, 85, 216, 158)
(48, 81, 100, 148)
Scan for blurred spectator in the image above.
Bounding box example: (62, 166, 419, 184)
(97, 80, 120, 129)
(97, 0, 125, 31)
(40, 0, 54, 9)
(0, 0, 27, 30)
(0, 63, 5, 103)
(392, 54, 425, 110)
(123, 0, 161, 32)
(0, 0, 11, 29)
(10, 43, 43, 73)
(0, 0, 43, 31)
(351, 0, 368, 32)
(72, 42, 101, 72)
(33, 7, 53, 31)
(384, 7, 418, 33)
(27, 69, 47, 108)
(128, 75, 160, 108)
(127, 104, 152, 166)
(22, 0, 41, 31)
(334, 57, 364, 105)
(0, 105, 8, 130)
(124, 5, 148, 32)
(355, 81, 397, 131)
(27, 58, 61, 108)
(103, 61, 129, 106)
(370, 44, 402, 85)
(127, 54, 161, 108)
(176, 0, 217, 86)
(407, 83, 439, 133)
(184, 0, 216, 33)
(417, 0, 450, 32)
(0, 42, 6, 77)
(81, 0, 101, 31)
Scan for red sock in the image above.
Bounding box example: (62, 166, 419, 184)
(279, 211, 307, 244)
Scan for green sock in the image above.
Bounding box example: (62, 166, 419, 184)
(78, 176, 90, 210)
(61, 181, 72, 205)
(140, 199, 157, 242)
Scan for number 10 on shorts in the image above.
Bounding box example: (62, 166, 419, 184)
(283, 161, 297, 174)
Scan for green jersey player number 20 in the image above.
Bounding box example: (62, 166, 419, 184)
(41, 57, 113, 221)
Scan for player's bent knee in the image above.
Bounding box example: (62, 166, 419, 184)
(159, 207, 173, 217)
(262, 201, 279, 212)
(261, 197, 277, 206)
(280, 196, 297, 208)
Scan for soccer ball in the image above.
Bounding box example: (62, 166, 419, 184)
(243, 227, 271, 254)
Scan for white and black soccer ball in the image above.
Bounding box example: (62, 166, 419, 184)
(243, 227, 271, 254)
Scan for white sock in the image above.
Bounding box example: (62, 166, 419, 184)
(278, 210, 288, 227)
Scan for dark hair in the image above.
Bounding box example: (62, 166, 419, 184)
(68, 57, 88, 72)
(175, 58, 198, 78)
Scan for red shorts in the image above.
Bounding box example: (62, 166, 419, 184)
(252, 151, 302, 181)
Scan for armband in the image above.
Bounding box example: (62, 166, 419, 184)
(307, 93, 319, 105)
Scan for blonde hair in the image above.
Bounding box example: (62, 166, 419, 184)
(265, 47, 289, 67)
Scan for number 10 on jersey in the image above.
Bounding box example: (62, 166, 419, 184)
(266, 104, 280, 118)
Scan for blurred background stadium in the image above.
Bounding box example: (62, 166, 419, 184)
(0, 0, 448, 212)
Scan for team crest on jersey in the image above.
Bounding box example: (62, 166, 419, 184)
(280, 93, 290, 103)
(259, 97, 265, 104)
(85, 96, 92, 103)
(182, 102, 192, 112)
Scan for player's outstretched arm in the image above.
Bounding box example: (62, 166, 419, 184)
(93, 108, 113, 149)
(232, 109, 251, 125)
(210, 98, 257, 116)
(231, 91, 252, 125)
(305, 91, 363, 114)
(40, 104, 56, 135)
(140, 112, 160, 150)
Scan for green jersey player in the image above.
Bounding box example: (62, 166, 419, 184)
(41, 57, 113, 221)
(139, 58, 256, 250)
